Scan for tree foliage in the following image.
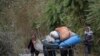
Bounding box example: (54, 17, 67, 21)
(44, 0, 100, 55)
(45, 0, 89, 34)
(87, 0, 100, 53)
(0, 0, 100, 55)
(0, 0, 47, 56)
(44, 0, 68, 31)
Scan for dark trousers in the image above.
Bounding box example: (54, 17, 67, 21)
(60, 48, 74, 56)
(43, 46, 56, 56)
(85, 44, 92, 54)
(31, 50, 39, 56)
(48, 50, 56, 56)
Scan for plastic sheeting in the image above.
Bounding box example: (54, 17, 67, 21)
(59, 35, 81, 48)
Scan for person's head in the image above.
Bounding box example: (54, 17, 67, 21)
(50, 31, 59, 39)
(85, 26, 91, 32)
(85, 23, 91, 30)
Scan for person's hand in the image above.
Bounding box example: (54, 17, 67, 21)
(27, 47, 31, 51)
(32, 40, 36, 44)
(59, 47, 67, 50)
(59, 46, 64, 49)
(26, 48, 30, 54)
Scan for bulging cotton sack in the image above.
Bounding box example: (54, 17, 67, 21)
(34, 39, 43, 52)
(45, 35, 55, 42)
(50, 31, 59, 39)
(55, 26, 71, 40)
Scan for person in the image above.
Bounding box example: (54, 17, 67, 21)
(42, 31, 59, 56)
(84, 25, 93, 54)
(28, 32, 39, 56)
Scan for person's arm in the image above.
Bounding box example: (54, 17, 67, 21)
(89, 35, 93, 42)
(28, 40, 32, 49)
(84, 34, 87, 40)
(88, 31, 94, 41)
(91, 31, 94, 41)
(55, 39, 61, 44)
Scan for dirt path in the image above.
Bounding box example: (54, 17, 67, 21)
(19, 53, 60, 56)
(19, 45, 95, 56)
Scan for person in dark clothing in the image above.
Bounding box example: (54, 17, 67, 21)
(84, 26, 93, 54)
(28, 33, 39, 56)
(42, 35, 58, 56)
(60, 46, 74, 56)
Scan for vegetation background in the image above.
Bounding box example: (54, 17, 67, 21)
(0, 0, 100, 56)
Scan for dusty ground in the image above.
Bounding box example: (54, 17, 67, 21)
(19, 53, 60, 56)
(19, 45, 95, 56)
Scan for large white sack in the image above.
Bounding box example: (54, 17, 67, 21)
(34, 39, 43, 52)
(45, 35, 55, 42)
(50, 31, 59, 38)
